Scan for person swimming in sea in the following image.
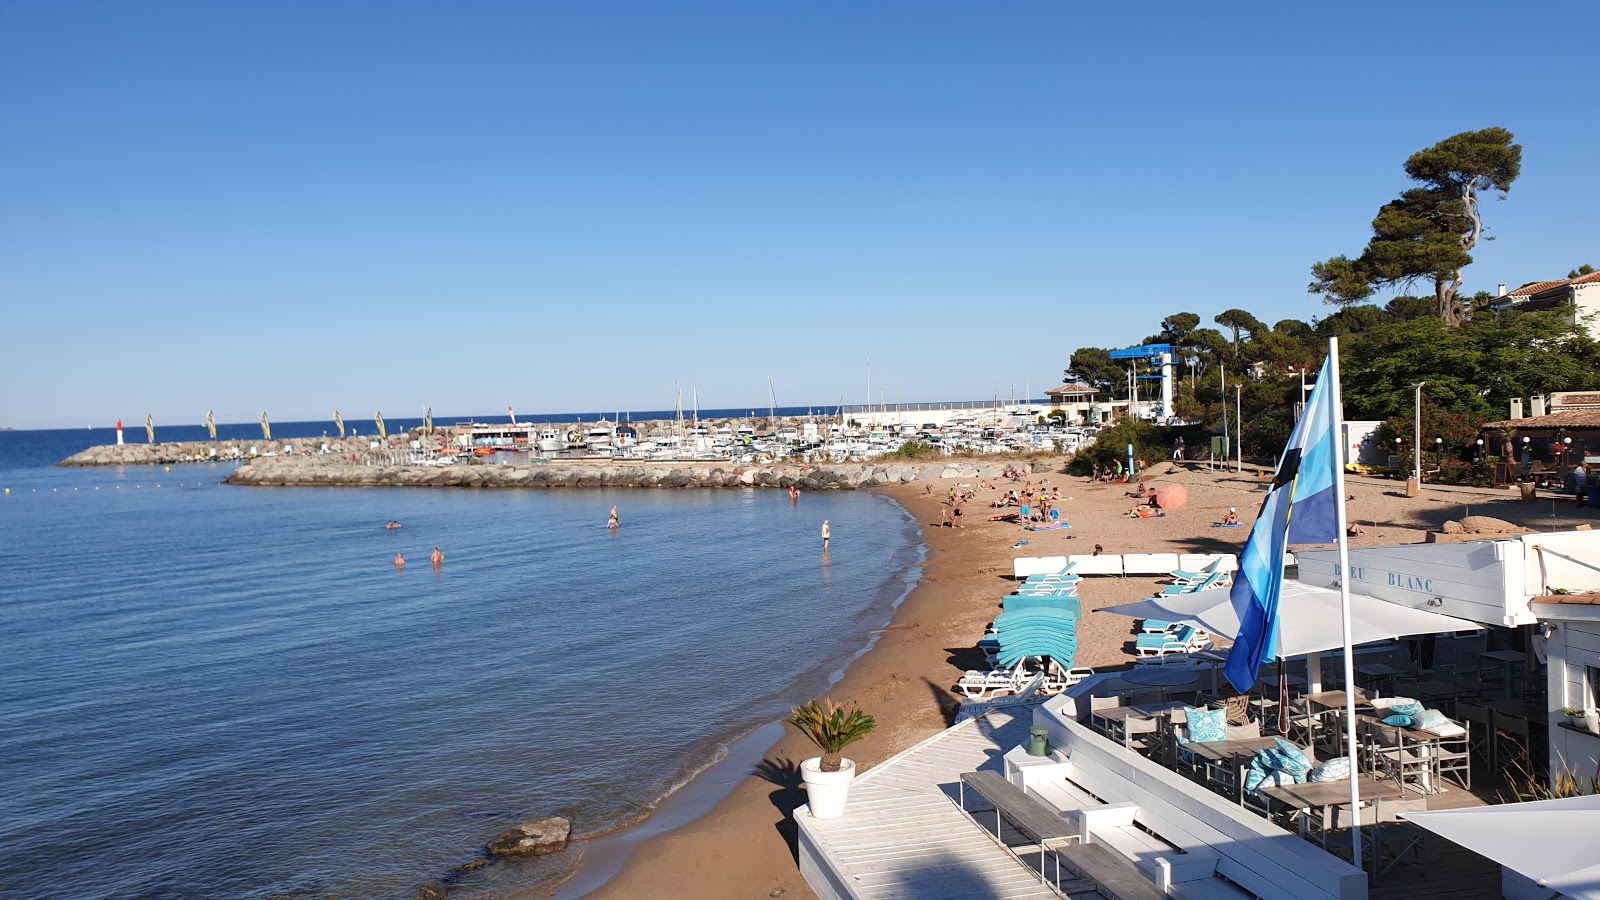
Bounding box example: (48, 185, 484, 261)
(386, 520, 401, 530)
(607, 505, 620, 529)
(394, 552, 405, 568)
(430, 547, 444, 568)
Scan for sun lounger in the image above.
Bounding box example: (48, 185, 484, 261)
(1004, 594, 1082, 614)
(1159, 570, 1225, 596)
(1170, 556, 1232, 586)
(1139, 619, 1175, 634)
(1134, 625, 1211, 657)
(955, 662, 1033, 699)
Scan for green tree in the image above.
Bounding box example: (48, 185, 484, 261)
(1214, 309, 1264, 350)
(1311, 127, 1522, 327)
(1341, 308, 1600, 423)
(1066, 347, 1122, 398)
(1569, 264, 1595, 279)
(1314, 304, 1392, 337)
(1161, 312, 1201, 345)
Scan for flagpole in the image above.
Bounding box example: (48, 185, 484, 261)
(1328, 335, 1363, 868)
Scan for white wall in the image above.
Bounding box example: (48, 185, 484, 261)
(1573, 283, 1600, 341)
(1518, 532, 1600, 597)
(1545, 616, 1600, 779)
(1296, 541, 1529, 626)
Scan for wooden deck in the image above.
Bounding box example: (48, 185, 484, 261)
(800, 703, 1092, 898)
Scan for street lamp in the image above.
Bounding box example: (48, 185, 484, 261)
(1413, 382, 1426, 489)
(1564, 436, 1573, 466)
(1435, 437, 1444, 471)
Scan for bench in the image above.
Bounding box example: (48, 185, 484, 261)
(1061, 842, 1168, 900)
(959, 771, 1079, 887)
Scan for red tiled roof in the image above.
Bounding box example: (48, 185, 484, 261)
(1505, 271, 1600, 298)
(1482, 410, 1600, 429)
(1046, 383, 1097, 395)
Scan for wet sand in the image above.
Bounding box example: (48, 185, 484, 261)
(557, 462, 1597, 899)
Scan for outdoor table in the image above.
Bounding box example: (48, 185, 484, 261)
(1410, 679, 1474, 710)
(1119, 668, 1200, 702)
(1183, 736, 1280, 799)
(1479, 650, 1527, 699)
(1356, 663, 1409, 693)
(1091, 700, 1190, 748)
(1303, 690, 1372, 757)
(1258, 776, 1417, 846)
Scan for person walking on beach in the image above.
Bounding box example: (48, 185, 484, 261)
(394, 552, 406, 569)
(430, 547, 444, 568)
(607, 505, 620, 529)
(821, 519, 831, 550)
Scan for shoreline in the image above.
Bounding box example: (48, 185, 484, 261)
(542, 464, 1600, 899)
(541, 499, 928, 899)
(549, 478, 1034, 900)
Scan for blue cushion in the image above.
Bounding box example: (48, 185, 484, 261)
(1382, 714, 1414, 728)
(1388, 700, 1425, 718)
(1413, 709, 1452, 731)
(1308, 756, 1352, 783)
(1245, 757, 1298, 795)
(1270, 738, 1313, 779)
(1184, 706, 1227, 743)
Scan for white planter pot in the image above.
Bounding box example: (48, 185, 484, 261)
(800, 757, 857, 820)
(1585, 710, 1599, 736)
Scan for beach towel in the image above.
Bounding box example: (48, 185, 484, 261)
(1211, 522, 1243, 528)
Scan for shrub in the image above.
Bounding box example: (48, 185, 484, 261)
(787, 700, 876, 772)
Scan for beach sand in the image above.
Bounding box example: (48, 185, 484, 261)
(560, 461, 1596, 899)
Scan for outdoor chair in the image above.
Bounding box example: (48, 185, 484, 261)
(1455, 701, 1495, 770)
(1432, 720, 1471, 790)
(1360, 719, 1431, 793)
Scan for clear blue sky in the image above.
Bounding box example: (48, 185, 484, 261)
(3, 1, 1596, 428)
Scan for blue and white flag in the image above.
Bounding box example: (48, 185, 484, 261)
(1223, 352, 1341, 693)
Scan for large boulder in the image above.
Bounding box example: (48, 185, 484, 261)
(487, 815, 571, 857)
(1456, 516, 1525, 535)
(414, 880, 449, 899)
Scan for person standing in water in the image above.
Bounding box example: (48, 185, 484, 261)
(607, 505, 620, 529)
(430, 547, 444, 568)
(821, 519, 831, 551)
(394, 552, 405, 569)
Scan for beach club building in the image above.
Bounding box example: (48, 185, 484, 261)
(795, 533, 1600, 899)
(1295, 530, 1600, 779)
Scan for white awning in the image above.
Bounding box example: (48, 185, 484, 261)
(1404, 795, 1600, 899)
(1096, 581, 1478, 658)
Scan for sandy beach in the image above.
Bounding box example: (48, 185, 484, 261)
(565, 460, 1598, 900)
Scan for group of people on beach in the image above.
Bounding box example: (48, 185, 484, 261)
(1091, 460, 1130, 483)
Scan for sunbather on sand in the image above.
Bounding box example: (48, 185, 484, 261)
(1220, 507, 1238, 526)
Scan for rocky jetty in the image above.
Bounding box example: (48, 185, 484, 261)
(222, 455, 1061, 490)
(60, 437, 374, 467)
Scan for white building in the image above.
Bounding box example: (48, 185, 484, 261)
(1297, 530, 1600, 778)
(1488, 271, 1600, 339)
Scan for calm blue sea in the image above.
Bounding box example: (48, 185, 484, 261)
(0, 429, 921, 899)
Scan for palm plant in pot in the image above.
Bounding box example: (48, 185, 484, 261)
(787, 699, 876, 820)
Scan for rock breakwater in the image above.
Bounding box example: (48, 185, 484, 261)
(224, 456, 1059, 490)
(60, 438, 373, 467)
